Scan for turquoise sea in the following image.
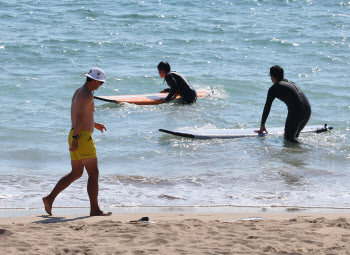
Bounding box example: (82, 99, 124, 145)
(0, 1, 349, 211)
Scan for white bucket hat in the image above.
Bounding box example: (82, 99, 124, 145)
(81, 67, 110, 85)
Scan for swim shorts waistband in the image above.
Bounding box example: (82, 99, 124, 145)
(70, 128, 91, 134)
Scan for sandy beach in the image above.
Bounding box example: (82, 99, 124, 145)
(1, 209, 350, 255)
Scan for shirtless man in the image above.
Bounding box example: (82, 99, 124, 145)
(43, 67, 112, 216)
(255, 65, 312, 143)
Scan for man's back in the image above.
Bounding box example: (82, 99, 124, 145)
(165, 71, 197, 104)
(71, 86, 95, 133)
(165, 71, 195, 96)
(268, 80, 311, 112)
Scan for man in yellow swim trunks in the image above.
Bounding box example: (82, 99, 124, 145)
(43, 67, 112, 216)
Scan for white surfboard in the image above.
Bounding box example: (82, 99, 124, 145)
(159, 124, 332, 139)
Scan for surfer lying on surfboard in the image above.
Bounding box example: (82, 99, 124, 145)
(255, 65, 312, 143)
(157, 61, 197, 104)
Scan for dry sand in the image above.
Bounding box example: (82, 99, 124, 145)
(1, 211, 350, 254)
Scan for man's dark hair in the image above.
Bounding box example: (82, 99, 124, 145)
(269, 65, 284, 81)
(86, 77, 94, 82)
(157, 61, 171, 73)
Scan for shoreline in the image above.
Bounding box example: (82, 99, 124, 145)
(1, 205, 350, 218)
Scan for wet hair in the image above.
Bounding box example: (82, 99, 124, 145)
(269, 65, 284, 81)
(157, 61, 171, 73)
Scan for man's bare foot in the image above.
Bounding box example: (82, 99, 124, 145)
(90, 210, 112, 216)
(42, 197, 52, 216)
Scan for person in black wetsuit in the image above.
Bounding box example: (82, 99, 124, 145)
(157, 61, 197, 104)
(255, 65, 312, 143)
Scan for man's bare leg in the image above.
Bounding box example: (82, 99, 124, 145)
(42, 160, 84, 216)
(83, 157, 112, 216)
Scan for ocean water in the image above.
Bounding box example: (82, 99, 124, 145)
(0, 0, 349, 210)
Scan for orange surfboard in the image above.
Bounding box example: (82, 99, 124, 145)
(94, 89, 213, 105)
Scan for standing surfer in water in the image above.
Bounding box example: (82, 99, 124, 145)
(157, 61, 197, 104)
(255, 65, 312, 143)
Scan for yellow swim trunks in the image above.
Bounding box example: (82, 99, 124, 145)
(68, 129, 97, 160)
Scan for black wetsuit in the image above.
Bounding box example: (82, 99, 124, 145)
(164, 71, 197, 104)
(260, 79, 311, 142)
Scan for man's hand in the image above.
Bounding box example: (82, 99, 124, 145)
(69, 139, 78, 152)
(94, 122, 107, 133)
(254, 126, 268, 133)
(159, 88, 170, 93)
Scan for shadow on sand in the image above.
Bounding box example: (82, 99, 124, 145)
(32, 215, 90, 224)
